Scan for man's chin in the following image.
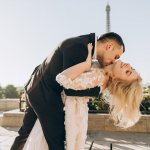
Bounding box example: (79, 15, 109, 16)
(97, 59, 104, 67)
(102, 62, 113, 67)
(103, 64, 109, 67)
(104, 63, 109, 66)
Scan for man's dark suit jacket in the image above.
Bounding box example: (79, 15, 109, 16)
(25, 33, 100, 102)
(24, 33, 101, 149)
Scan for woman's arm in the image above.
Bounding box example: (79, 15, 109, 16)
(62, 43, 93, 80)
(56, 42, 106, 91)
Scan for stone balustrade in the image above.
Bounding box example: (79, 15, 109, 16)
(0, 99, 150, 133)
(0, 99, 19, 111)
(0, 110, 150, 133)
(88, 114, 150, 133)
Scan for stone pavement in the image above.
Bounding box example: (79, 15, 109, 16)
(86, 132, 150, 150)
(0, 126, 150, 150)
(0, 126, 18, 150)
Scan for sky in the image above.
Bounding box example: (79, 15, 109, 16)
(0, 0, 150, 87)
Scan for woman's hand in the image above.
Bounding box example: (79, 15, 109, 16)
(85, 43, 93, 70)
(87, 43, 93, 54)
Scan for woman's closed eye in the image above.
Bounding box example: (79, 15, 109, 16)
(126, 70, 132, 76)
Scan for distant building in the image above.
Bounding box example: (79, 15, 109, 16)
(106, 2, 111, 32)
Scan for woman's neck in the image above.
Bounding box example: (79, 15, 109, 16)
(103, 64, 113, 77)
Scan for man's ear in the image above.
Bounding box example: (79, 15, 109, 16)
(106, 42, 113, 51)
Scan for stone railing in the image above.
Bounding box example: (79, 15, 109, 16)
(1, 109, 24, 127)
(88, 114, 150, 133)
(0, 99, 19, 111)
(1, 110, 150, 133)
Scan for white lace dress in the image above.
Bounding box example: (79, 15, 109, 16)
(23, 67, 104, 150)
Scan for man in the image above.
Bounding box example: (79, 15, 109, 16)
(11, 32, 125, 150)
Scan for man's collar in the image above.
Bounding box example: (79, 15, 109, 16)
(92, 34, 97, 60)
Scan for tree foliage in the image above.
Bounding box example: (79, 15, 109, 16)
(4, 84, 19, 98)
(0, 85, 4, 99)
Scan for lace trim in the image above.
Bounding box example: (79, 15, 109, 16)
(56, 68, 104, 90)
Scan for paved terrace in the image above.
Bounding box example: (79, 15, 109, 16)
(0, 126, 150, 150)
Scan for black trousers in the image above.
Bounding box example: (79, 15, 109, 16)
(11, 90, 65, 150)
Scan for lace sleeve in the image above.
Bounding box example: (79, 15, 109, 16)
(56, 68, 105, 90)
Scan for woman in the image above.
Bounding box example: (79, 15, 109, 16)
(23, 44, 143, 150)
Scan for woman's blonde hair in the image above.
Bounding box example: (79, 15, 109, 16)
(105, 75, 143, 128)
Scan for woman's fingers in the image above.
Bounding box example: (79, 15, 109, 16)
(87, 43, 93, 53)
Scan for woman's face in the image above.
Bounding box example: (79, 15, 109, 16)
(112, 60, 138, 82)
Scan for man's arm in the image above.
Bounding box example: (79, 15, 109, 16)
(62, 43, 93, 80)
(62, 43, 88, 70)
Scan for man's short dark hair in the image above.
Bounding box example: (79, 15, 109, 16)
(98, 32, 125, 52)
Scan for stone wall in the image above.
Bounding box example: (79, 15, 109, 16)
(1, 110, 150, 133)
(88, 114, 150, 133)
(0, 115, 2, 126)
(1, 109, 24, 127)
(0, 99, 19, 111)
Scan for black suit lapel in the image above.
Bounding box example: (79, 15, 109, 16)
(89, 33, 96, 58)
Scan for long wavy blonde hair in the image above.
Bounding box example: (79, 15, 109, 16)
(105, 75, 143, 128)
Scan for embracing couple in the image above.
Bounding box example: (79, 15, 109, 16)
(11, 32, 143, 150)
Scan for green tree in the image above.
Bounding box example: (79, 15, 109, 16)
(88, 93, 109, 113)
(4, 84, 19, 98)
(0, 85, 4, 99)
